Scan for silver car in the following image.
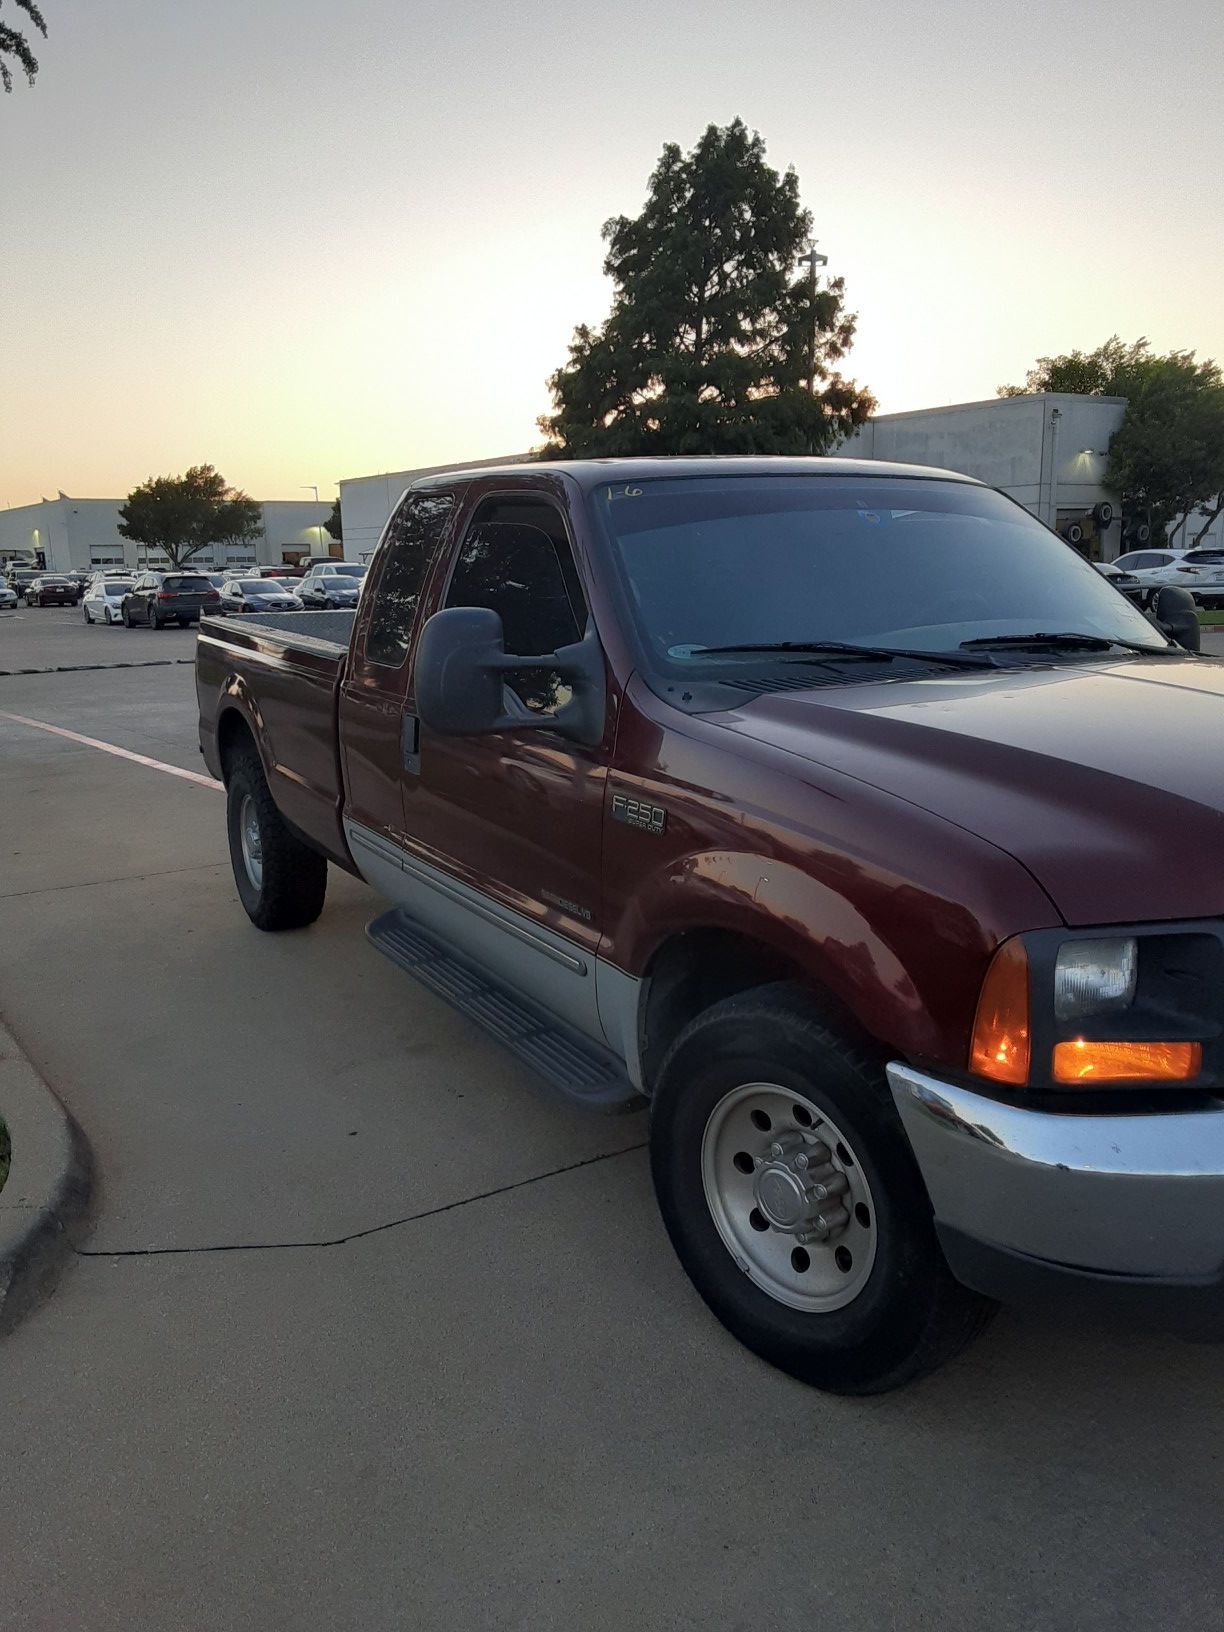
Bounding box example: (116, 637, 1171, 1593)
(0, 583, 17, 610)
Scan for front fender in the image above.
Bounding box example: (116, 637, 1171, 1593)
(604, 848, 1015, 1068)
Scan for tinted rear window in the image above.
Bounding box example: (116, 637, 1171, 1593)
(163, 576, 212, 591)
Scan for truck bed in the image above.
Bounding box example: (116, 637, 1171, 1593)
(196, 610, 356, 869)
(203, 608, 356, 656)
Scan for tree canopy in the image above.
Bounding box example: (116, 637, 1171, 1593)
(1000, 337, 1224, 542)
(323, 497, 343, 542)
(118, 466, 263, 568)
(539, 119, 874, 458)
(1, 0, 47, 93)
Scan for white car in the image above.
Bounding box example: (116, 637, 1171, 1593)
(1113, 547, 1224, 609)
(0, 584, 17, 610)
(83, 578, 134, 624)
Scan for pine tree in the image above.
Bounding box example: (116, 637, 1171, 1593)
(539, 120, 874, 457)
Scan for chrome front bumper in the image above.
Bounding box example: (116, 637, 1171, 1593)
(888, 1064, 1224, 1280)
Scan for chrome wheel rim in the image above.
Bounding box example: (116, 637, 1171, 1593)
(239, 794, 264, 890)
(700, 1082, 878, 1312)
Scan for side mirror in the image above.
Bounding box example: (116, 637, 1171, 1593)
(415, 606, 606, 747)
(1150, 585, 1200, 652)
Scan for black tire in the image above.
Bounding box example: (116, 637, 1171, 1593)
(150, 611, 162, 629)
(122, 604, 132, 627)
(224, 747, 327, 931)
(650, 983, 995, 1395)
(83, 605, 92, 623)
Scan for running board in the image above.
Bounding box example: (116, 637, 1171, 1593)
(365, 907, 645, 1115)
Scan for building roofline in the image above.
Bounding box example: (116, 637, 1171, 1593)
(862, 392, 1129, 423)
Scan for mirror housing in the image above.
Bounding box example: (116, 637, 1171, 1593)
(1150, 585, 1200, 652)
(415, 606, 606, 747)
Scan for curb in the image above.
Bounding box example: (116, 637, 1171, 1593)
(0, 1020, 93, 1334)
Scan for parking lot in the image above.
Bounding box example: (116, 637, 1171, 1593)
(2, 608, 1223, 1631)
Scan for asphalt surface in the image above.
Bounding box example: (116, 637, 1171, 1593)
(1, 608, 1223, 1631)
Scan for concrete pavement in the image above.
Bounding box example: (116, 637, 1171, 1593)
(1, 621, 1223, 1630)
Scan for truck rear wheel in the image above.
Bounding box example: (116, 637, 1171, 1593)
(225, 748, 327, 931)
(650, 983, 994, 1394)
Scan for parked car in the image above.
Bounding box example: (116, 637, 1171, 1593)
(216, 577, 304, 614)
(6, 568, 43, 599)
(298, 573, 362, 609)
(26, 575, 81, 606)
(0, 583, 17, 610)
(257, 567, 294, 579)
(1092, 561, 1145, 605)
(83, 578, 135, 624)
(122, 571, 221, 628)
(1170, 548, 1224, 609)
(1111, 549, 1190, 606)
(198, 456, 1217, 1396)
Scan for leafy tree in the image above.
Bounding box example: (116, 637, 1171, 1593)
(997, 336, 1153, 398)
(1104, 353, 1224, 543)
(1000, 337, 1224, 542)
(1, 0, 46, 93)
(539, 119, 874, 457)
(323, 497, 343, 542)
(118, 465, 263, 568)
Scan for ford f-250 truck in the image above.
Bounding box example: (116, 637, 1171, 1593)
(196, 456, 1218, 1394)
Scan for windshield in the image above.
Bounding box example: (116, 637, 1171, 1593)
(591, 475, 1168, 670)
(104, 583, 131, 596)
(326, 577, 360, 590)
(326, 564, 365, 577)
(234, 579, 282, 593)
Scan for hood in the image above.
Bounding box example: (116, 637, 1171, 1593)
(713, 655, 1224, 925)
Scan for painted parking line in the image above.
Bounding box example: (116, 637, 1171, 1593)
(0, 708, 222, 790)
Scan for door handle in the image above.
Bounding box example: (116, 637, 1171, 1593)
(402, 713, 421, 776)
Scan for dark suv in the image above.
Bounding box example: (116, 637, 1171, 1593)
(122, 572, 221, 628)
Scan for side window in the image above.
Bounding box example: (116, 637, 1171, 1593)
(364, 492, 454, 667)
(444, 509, 587, 713)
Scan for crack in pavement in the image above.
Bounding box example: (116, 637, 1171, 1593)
(76, 1141, 649, 1259)
(0, 861, 226, 902)
(0, 659, 198, 677)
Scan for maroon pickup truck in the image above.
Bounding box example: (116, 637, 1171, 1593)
(197, 456, 1220, 1394)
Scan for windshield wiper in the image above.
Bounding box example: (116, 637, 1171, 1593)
(690, 640, 994, 670)
(959, 631, 1177, 656)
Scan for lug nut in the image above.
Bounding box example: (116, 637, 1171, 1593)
(810, 1173, 849, 1204)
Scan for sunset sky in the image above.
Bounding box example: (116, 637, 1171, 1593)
(3, 0, 1222, 508)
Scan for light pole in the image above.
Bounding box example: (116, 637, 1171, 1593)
(797, 238, 828, 395)
(300, 483, 328, 560)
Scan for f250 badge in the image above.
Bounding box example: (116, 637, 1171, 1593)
(611, 793, 667, 835)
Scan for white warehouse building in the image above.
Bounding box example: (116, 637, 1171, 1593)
(839, 391, 1224, 557)
(337, 455, 532, 560)
(0, 493, 336, 573)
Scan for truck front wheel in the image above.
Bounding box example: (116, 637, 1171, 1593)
(225, 749, 327, 931)
(650, 983, 994, 1394)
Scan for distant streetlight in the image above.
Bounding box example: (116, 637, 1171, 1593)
(300, 484, 328, 558)
(797, 238, 829, 395)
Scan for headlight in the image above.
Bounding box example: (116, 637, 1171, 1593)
(1053, 938, 1137, 1020)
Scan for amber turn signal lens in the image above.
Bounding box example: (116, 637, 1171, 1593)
(1053, 1039, 1201, 1083)
(970, 938, 1031, 1086)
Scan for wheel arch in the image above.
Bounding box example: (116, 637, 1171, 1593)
(635, 926, 883, 1094)
(608, 851, 955, 1093)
